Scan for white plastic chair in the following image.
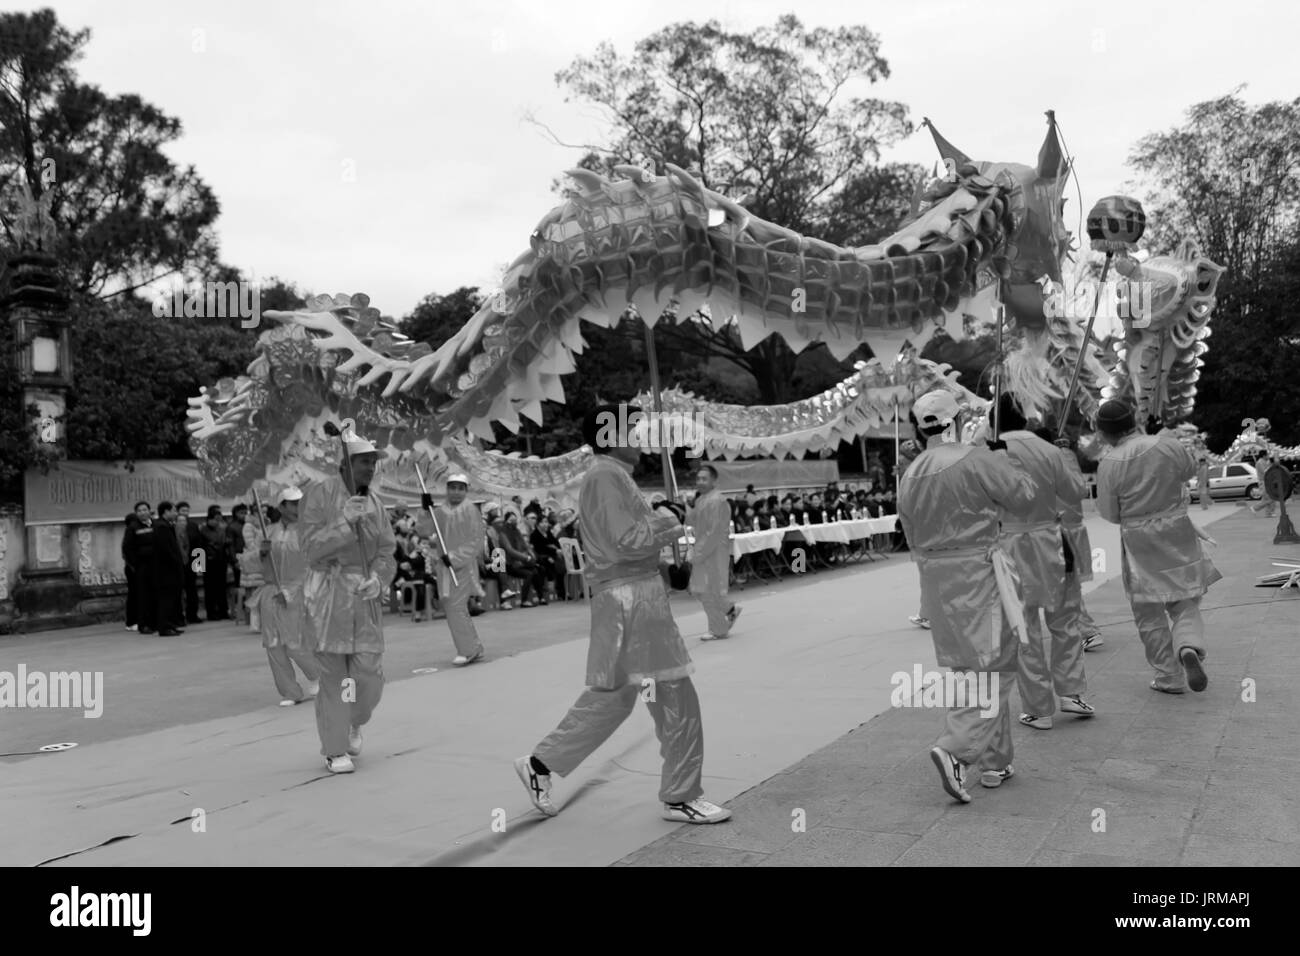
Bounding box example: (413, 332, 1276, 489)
(558, 537, 591, 601)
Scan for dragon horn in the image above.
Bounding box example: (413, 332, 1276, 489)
(922, 117, 972, 167)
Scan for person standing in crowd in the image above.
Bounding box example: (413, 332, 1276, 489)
(688, 463, 741, 641)
(226, 503, 249, 624)
(1196, 456, 1211, 511)
(898, 390, 1036, 803)
(418, 473, 487, 666)
(990, 396, 1094, 732)
(898, 435, 929, 627)
(1095, 401, 1220, 694)
(300, 430, 396, 773)
(240, 504, 271, 633)
(200, 506, 230, 621)
(122, 501, 154, 632)
(175, 502, 203, 625)
(259, 486, 320, 706)
(515, 404, 731, 825)
(151, 501, 186, 637)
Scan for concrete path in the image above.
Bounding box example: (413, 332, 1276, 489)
(4, 502, 1284, 866)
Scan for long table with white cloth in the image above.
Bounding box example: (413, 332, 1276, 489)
(678, 515, 898, 561)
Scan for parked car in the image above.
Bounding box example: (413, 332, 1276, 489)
(1188, 463, 1261, 501)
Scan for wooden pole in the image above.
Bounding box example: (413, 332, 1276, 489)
(644, 323, 682, 562)
(1057, 253, 1114, 438)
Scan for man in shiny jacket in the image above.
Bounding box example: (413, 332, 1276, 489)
(299, 431, 396, 773)
(418, 473, 487, 666)
(515, 405, 731, 825)
(898, 390, 1036, 803)
(687, 463, 740, 641)
(1095, 401, 1220, 693)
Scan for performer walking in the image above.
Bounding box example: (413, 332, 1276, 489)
(897, 390, 1036, 803)
(300, 429, 396, 773)
(1034, 428, 1105, 652)
(259, 487, 320, 706)
(417, 472, 487, 666)
(515, 405, 731, 824)
(990, 396, 1095, 730)
(1095, 401, 1219, 693)
(687, 464, 741, 641)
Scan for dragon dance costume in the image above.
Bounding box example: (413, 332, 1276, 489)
(258, 489, 321, 705)
(899, 391, 1036, 802)
(417, 478, 487, 663)
(516, 449, 730, 824)
(686, 486, 736, 640)
(300, 461, 396, 767)
(996, 427, 1093, 728)
(1096, 403, 1220, 693)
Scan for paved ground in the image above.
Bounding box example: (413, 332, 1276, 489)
(619, 505, 1300, 866)
(3, 500, 1291, 866)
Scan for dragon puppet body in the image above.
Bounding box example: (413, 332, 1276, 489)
(187, 113, 1221, 502)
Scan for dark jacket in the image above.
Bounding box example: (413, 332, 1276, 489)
(124, 515, 157, 573)
(153, 518, 185, 587)
(199, 521, 228, 562)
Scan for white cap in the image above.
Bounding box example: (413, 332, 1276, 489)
(446, 473, 470, 486)
(345, 438, 379, 457)
(279, 486, 304, 502)
(912, 390, 961, 428)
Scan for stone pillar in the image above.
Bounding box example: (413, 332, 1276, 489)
(5, 250, 87, 631)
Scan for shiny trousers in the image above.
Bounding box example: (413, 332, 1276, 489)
(935, 669, 1015, 771)
(534, 677, 704, 805)
(313, 652, 384, 757)
(268, 645, 320, 702)
(1078, 598, 1101, 638)
(696, 590, 734, 638)
(1017, 579, 1088, 717)
(442, 577, 482, 658)
(1131, 597, 1206, 690)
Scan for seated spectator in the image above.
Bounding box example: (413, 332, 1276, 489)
(531, 516, 564, 601)
(501, 511, 544, 606)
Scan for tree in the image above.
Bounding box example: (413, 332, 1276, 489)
(0, 8, 222, 297)
(1127, 91, 1300, 448)
(398, 286, 484, 349)
(537, 14, 918, 404)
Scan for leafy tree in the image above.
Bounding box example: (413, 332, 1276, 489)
(398, 286, 484, 348)
(1127, 90, 1300, 448)
(536, 14, 918, 404)
(0, 8, 222, 297)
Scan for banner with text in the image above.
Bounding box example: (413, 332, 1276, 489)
(710, 460, 840, 494)
(24, 460, 247, 526)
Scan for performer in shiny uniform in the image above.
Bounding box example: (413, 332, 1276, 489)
(300, 431, 396, 773)
(259, 487, 320, 706)
(1095, 401, 1219, 693)
(898, 390, 1036, 803)
(1035, 427, 1104, 652)
(515, 405, 731, 824)
(988, 395, 1095, 731)
(417, 472, 487, 667)
(687, 463, 741, 641)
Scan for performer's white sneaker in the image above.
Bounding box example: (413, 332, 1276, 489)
(1150, 680, 1186, 695)
(980, 765, 1015, 789)
(325, 755, 355, 774)
(929, 747, 971, 803)
(1060, 696, 1096, 717)
(1018, 713, 1053, 730)
(662, 798, 731, 824)
(1082, 634, 1104, 652)
(347, 726, 363, 756)
(278, 699, 296, 707)
(515, 755, 558, 817)
(726, 605, 742, 626)
(909, 615, 931, 630)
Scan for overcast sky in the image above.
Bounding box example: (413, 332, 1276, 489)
(35, 0, 1295, 318)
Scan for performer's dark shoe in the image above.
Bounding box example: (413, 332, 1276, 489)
(347, 726, 363, 756)
(1082, 634, 1104, 652)
(662, 798, 731, 824)
(1059, 696, 1096, 718)
(929, 747, 971, 803)
(726, 605, 742, 626)
(515, 755, 558, 817)
(1179, 648, 1208, 692)
(325, 755, 355, 774)
(979, 765, 1014, 789)
(138, 627, 155, 634)
(1018, 713, 1053, 730)
(158, 629, 180, 637)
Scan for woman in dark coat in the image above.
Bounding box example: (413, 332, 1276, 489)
(122, 501, 157, 633)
